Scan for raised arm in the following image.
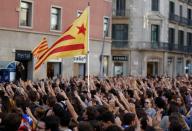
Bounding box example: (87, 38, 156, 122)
(60, 91, 78, 121)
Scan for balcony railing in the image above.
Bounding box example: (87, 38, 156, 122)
(169, 13, 191, 26)
(180, 17, 188, 25)
(169, 13, 180, 23)
(138, 42, 169, 50)
(112, 9, 130, 17)
(168, 43, 192, 53)
(151, 42, 192, 53)
(178, 0, 188, 3)
(188, 19, 192, 26)
(112, 40, 129, 48)
(151, 42, 169, 50)
(112, 40, 192, 53)
(178, 0, 192, 5)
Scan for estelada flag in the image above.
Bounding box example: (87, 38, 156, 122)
(35, 7, 89, 70)
(32, 37, 48, 60)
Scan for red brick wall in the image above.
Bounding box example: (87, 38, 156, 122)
(0, 0, 112, 39)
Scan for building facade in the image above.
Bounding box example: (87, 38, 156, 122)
(0, 0, 112, 80)
(112, 0, 192, 77)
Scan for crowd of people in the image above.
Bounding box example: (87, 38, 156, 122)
(0, 75, 192, 131)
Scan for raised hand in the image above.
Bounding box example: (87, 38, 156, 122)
(87, 92, 92, 100)
(94, 94, 102, 105)
(56, 79, 60, 86)
(60, 90, 68, 99)
(26, 107, 33, 117)
(129, 103, 136, 113)
(5, 84, 14, 97)
(74, 90, 79, 98)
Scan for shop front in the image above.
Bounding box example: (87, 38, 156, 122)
(112, 55, 128, 76)
(47, 59, 62, 79)
(73, 55, 86, 77)
(15, 50, 32, 81)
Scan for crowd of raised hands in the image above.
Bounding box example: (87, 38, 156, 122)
(0, 75, 192, 131)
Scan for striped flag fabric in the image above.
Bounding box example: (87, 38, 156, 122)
(35, 7, 89, 70)
(32, 37, 48, 60)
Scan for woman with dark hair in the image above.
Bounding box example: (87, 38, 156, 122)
(160, 101, 190, 131)
(175, 96, 187, 115)
(44, 116, 60, 131)
(3, 113, 21, 131)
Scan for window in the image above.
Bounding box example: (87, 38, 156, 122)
(103, 17, 110, 37)
(188, 9, 191, 20)
(77, 10, 82, 17)
(20, 1, 32, 27)
(151, 25, 159, 48)
(51, 7, 61, 31)
(112, 24, 128, 40)
(178, 30, 184, 49)
(116, 0, 125, 16)
(187, 32, 192, 46)
(168, 28, 175, 50)
(112, 24, 128, 47)
(151, 0, 159, 11)
(169, 1, 175, 14)
(180, 5, 183, 17)
(168, 28, 175, 44)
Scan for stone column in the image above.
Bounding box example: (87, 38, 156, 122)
(163, 52, 168, 75)
(130, 50, 141, 76)
(173, 56, 177, 77)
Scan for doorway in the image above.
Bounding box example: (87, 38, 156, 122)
(73, 63, 86, 78)
(79, 63, 86, 77)
(114, 62, 123, 76)
(16, 61, 28, 81)
(47, 62, 61, 79)
(147, 62, 158, 77)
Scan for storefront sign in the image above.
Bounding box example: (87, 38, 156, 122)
(74, 55, 87, 63)
(15, 50, 32, 61)
(147, 57, 162, 62)
(48, 58, 62, 62)
(147, 58, 160, 62)
(112, 56, 128, 61)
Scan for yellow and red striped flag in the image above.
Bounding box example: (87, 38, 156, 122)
(35, 7, 89, 70)
(32, 37, 48, 60)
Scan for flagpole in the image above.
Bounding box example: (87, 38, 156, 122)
(87, 3, 90, 92)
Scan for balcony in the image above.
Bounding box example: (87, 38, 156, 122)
(169, 13, 180, 23)
(151, 42, 192, 53)
(112, 40, 192, 53)
(188, 19, 192, 26)
(178, 0, 188, 3)
(169, 13, 190, 26)
(178, 0, 192, 4)
(112, 9, 130, 17)
(112, 40, 129, 48)
(151, 42, 169, 50)
(180, 17, 188, 26)
(138, 42, 169, 50)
